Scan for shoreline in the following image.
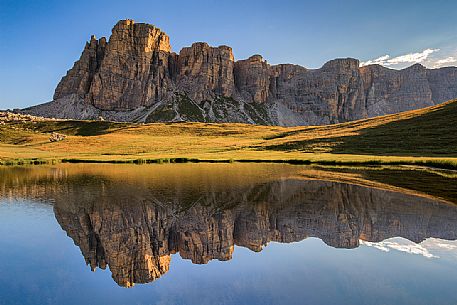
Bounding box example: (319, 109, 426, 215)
(2, 156, 457, 170)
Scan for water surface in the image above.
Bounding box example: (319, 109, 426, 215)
(1, 164, 457, 305)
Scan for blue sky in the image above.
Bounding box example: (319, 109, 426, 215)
(1, 0, 457, 109)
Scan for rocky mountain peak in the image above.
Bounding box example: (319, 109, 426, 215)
(407, 63, 427, 70)
(24, 19, 457, 126)
(321, 58, 360, 72)
(110, 19, 171, 53)
(247, 54, 265, 62)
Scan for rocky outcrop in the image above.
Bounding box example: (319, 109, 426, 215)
(360, 63, 434, 117)
(54, 35, 107, 100)
(22, 19, 457, 126)
(269, 59, 367, 125)
(49, 132, 66, 142)
(87, 20, 173, 110)
(234, 55, 270, 103)
(177, 42, 235, 101)
(426, 67, 457, 104)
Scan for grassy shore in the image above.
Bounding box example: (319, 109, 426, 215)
(1, 99, 457, 168)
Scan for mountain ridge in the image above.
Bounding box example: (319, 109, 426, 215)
(22, 19, 457, 126)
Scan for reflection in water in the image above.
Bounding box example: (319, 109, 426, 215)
(1, 164, 457, 288)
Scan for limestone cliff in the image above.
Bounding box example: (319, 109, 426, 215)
(22, 19, 457, 126)
(88, 20, 173, 110)
(177, 42, 235, 100)
(53, 35, 107, 100)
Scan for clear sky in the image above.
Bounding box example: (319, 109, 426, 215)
(1, 0, 457, 109)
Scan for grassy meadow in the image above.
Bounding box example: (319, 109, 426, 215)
(1, 99, 457, 168)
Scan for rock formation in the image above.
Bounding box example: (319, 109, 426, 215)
(22, 19, 457, 126)
(177, 42, 235, 100)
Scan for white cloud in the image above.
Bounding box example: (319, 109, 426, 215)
(421, 238, 457, 255)
(388, 48, 439, 65)
(360, 55, 391, 66)
(360, 238, 438, 259)
(432, 56, 455, 65)
(430, 56, 457, 68)
(360, 48, 440, 67)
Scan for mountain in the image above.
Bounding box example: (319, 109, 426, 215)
(21, 19, 457, 126)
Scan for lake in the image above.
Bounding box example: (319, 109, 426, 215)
(1, 163, 457, 305)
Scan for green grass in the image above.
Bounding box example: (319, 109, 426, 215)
(145, 103, 176, 122)
(334, 101, 457, 156)
(2, 157, 456, 171)
(2, 120, 129, 139)
(0, 158, 53, 166)
(175, 93, 206, 121)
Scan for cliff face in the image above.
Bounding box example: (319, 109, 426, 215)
(360, 64, 433, 117)
(23, 19, 457, 126)
(53, 35, 107, 100)
(234, 55, 270, 104)
(177, 42, 235, 101)
(268, 59, 367, 125)
(89, 20, 173, 110)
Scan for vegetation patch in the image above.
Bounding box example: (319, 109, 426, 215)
(244, 102, 270, 125)
(145, 103, 176, 122)
(175, 93, 205, 122)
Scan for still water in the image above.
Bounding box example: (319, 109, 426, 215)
(1, 164, 457, 305)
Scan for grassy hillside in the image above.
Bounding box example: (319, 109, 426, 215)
(1, 99, 456, 167)
(263, 99, 457, 156)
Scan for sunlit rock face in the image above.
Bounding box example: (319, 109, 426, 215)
(88, 20, 173, 111)
(22, 19, 457, 126)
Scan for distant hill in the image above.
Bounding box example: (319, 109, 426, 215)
(22, 19, 457, 126)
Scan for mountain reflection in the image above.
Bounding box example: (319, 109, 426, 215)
(1, 164, 457, 287)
